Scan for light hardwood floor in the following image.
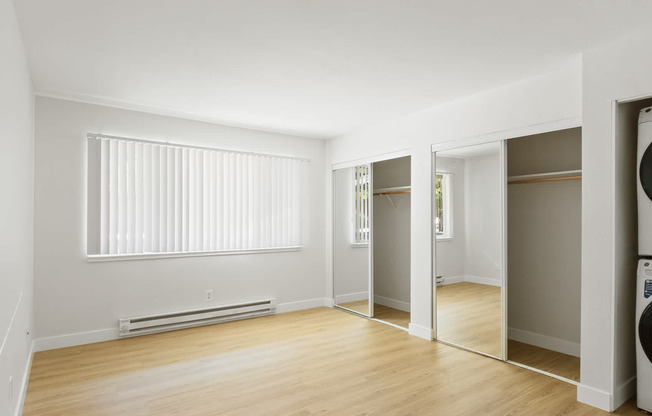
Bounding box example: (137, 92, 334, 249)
(436, 282, 502, 357)
(372, 304, 410, 329)
(338, 300, 410, 329)
(337, 299, 370, 315)
(436, 282, 582, 382)
(509, 339, 581, 382)
(23, 307, 641, 415)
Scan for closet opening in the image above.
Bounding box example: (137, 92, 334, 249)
(332, 156, 411, 330)
(506, 127, 582, 382)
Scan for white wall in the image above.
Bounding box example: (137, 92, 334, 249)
(581, 29, 652, 411)
(0, 0, 34, 414)
(33, 97, 326, 347)
(508, 181, 582, 354)
(328, 57, 582, 340)
(464, 152, 502, 284)
(373, 157, 411, 310)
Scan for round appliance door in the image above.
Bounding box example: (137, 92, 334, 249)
(640, 303, 652, 363)
(640, 142, 652, 201)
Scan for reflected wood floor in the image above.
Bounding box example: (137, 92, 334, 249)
(24, 307, 641, 415)
(436, 282, 502, 357)
(337, 299, 370, 315)
(508, 340, 581, 382)
(338, 300, 410, 328)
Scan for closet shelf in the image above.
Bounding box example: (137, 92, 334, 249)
(373, 186, 411, 196)
(507, 170, 582, 185)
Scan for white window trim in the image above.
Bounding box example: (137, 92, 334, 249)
(87, 246, 302, 262)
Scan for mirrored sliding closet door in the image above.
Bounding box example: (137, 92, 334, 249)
(433, 141, 506, 359)
(333, 165, 372, 316)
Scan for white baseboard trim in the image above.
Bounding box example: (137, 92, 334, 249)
(439, 275, 465, 285)
(614, 375, 636, 411)
(408, 323, 434, 340)
(465, 275, 502, 287)
(15, 340, 35, 416)
(577, 383, 612, 412)
(438, 275, 501, 287)
(34, 328, 119, 352)
(335, 292, 368, 304)
(508, 327, 580, 357)
(33, 298, 332, 352)
(276, 298, 331, 313)
(374, 295, 410, 312)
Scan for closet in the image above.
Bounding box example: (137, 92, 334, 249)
(372, 157, 411, 328)
(332, 156, 411, 329)
(432, 126, 582, 382)
(506, 128, 582, 381)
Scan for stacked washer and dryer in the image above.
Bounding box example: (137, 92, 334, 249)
(637, 106, 652, 412)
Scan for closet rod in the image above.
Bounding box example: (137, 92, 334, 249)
(373, 190, 411, 196)
(508, 176, 581, 185)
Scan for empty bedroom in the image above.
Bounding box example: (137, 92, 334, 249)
(3, 0, 652, 415)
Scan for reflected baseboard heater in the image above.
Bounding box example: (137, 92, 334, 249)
(118, 298, 277, 337)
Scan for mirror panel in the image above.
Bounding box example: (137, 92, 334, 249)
(434, 141, 504, 358)
(333, 166, 371, 316)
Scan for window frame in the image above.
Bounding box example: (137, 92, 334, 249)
(86, 133, 308, 261)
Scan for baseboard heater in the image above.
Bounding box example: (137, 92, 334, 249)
(118, 298, 277, 337)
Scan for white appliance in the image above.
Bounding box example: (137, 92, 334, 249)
(637, 259, 652, 412)
(638, 106, 652, 256)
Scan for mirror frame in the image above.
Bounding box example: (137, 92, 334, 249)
(332, 165, 374, 317)
(431, 139, 507, 360)
(331, 150, 411, 319)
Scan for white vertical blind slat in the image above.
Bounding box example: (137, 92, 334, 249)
(181, 148, 189, 252)
(134, 143, 143, 253)
(100, 139, 110, 254)
(126, 141, 136, 254)
(142, 144, 152, 252)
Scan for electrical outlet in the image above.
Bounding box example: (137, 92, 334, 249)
(8, 376, 13, 401)
(205, 290, 213, 302)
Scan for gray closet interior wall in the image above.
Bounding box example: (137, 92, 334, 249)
(373, 157, 411, 312)
(507, 128, 582, 357)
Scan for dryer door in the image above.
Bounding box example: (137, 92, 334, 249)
(640, 303, 652, 363)
(640, 143, 652, 201)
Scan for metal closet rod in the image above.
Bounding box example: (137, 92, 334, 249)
(507, 176, 581, 185)
(373, 190, 412, 196)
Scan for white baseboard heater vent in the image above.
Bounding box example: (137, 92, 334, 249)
(119, 298, 277, 337)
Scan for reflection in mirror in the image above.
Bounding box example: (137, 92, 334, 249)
(333, 166, 371, 316)
(434, 141, 503, 358)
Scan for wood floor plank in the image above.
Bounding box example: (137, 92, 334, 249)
(508, 339, 581, 381)
(23, 307, 640, 415)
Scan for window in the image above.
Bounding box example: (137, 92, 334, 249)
(353, 165, 370, 244)
(435, 172, 452, 239)
(87, 134, 308, 258)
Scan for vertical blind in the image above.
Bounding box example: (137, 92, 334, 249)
(91, 136, 307, 255)
(353, 165, 370, 244)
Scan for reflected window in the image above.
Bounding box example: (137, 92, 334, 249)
(353, 166, 370, 244)
(435, 172, 452, 239)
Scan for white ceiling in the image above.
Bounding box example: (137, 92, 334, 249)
(14, 0, 652, 139)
